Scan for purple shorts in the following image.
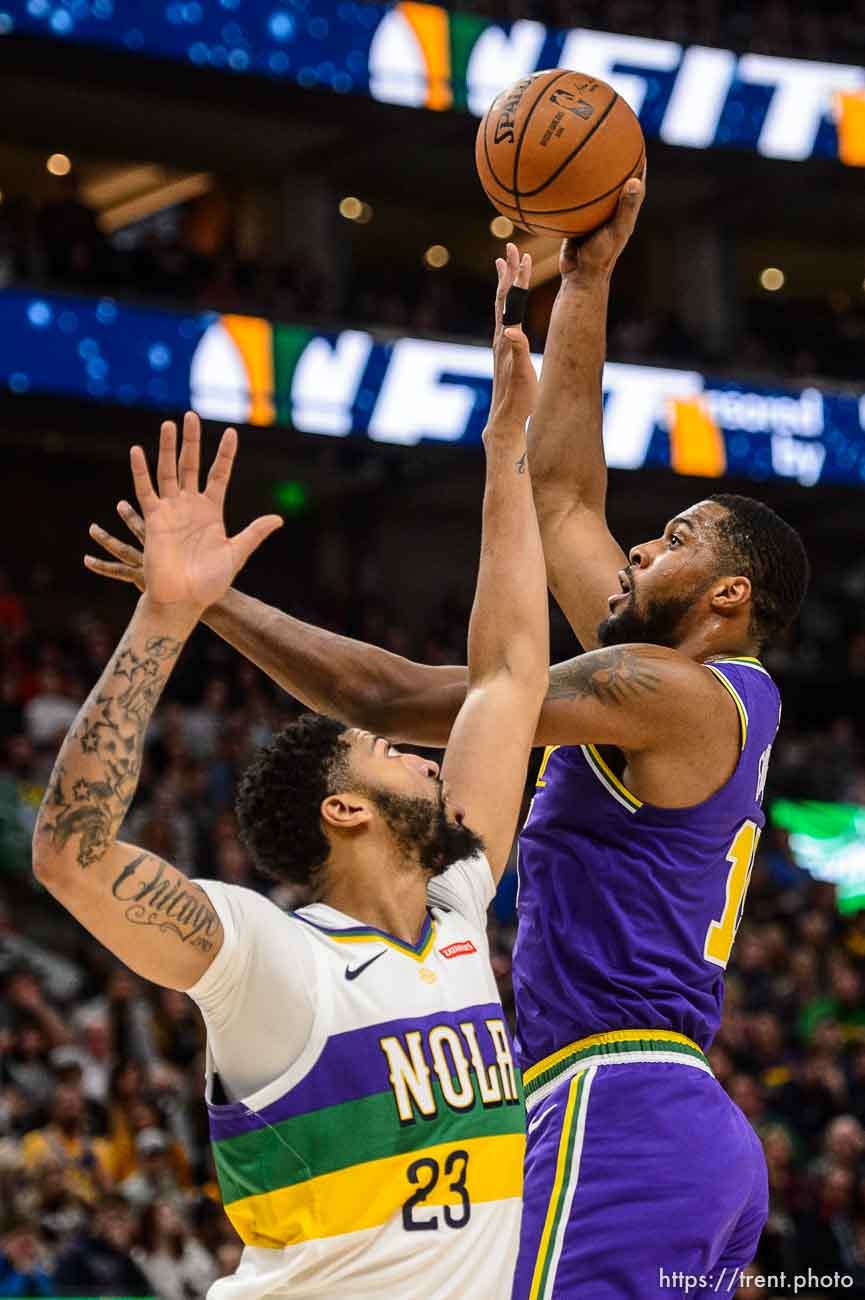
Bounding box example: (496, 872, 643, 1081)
(512, 1057, 767, 1300)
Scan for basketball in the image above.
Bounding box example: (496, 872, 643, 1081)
(475, 69, 645, 238)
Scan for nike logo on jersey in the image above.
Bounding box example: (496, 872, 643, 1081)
(345, 951, 386, 981)
(527, 1103, 558, 1135)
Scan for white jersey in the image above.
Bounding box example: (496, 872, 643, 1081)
(189, 856, 525, 1299)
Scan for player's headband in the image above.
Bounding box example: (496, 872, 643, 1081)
(502, 286, 529, 327)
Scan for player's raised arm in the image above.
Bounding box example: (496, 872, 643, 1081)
(34, 424, 282, 991)
(84, 453, 717, 758)
(527, 176, 645, 651)
(438, 247, 547, 880)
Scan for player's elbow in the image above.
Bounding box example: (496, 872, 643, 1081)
(31, 832, 61, 890)
(315, 672, 390, 733)
(513, 659, 549, 707)
(534, 489, 601, 536)
(476, 651, 548, 703)
(30, 818, 75, 892)
(342, 679, 398, 735)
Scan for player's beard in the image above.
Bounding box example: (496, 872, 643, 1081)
(368, 786, 485, 877)
(596, 582, 706, 649)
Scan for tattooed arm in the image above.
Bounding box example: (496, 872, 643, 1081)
(32, 598, 223, 989)
(537, 643, 733, 752)
(33, 421, 282, 991)
(85, 526, 730, 755)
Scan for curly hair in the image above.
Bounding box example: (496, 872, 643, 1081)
(235, 714, 350, 891)
(708, 494, 810, 645)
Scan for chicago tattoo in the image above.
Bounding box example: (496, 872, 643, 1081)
(547, 647, 662, 706)
(39, 633, 182, 867)
(112, 852, 218, 951)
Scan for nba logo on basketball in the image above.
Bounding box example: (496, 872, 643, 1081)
(549, 89, 595, 120)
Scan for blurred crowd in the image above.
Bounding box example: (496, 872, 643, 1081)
(2, 543, 865, 1296)
(3, 173, 864, 389)
(450, 0, 865, 63)
(606, 298, 865, 392)
(0, 177, 489, 349)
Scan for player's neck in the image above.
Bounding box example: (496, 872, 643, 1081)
(321, 843, 431, 946)
(675, 621, 760, 664)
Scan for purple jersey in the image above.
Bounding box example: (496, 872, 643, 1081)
(514, 657, 781, 1072)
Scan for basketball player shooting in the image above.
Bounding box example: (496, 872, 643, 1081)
(36, 253, 546, 1297)
(91, 190, 810, 1298)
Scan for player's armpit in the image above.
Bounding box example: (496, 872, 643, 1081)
(33, 839, 223, 991)
(535, 644, 728, 751)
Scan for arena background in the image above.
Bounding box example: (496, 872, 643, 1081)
(2, 1, 865, 1296)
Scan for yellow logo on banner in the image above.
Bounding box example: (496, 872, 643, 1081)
(368, 3, 452, 112)
(835, 91, 865, 167)
(668, 398, 726, 478)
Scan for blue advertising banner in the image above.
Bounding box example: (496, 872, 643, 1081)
(2, 1, 865, 166)
(3, 286, 864, 488)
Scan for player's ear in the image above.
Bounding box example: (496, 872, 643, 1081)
(321, 793, 373, 831)
(710, 574, 752, 614)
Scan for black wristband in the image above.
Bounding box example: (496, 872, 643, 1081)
(502, 286, 529, 327)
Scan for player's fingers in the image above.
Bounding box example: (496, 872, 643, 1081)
(230, 514, 284, 567)
(89, 523, 142, 566)
(515, 252, 532, 289)
(130, 446, 159, 514)
(502, 253, 530, 328)
(496, 243, 516, 299)
(177, 410, 201, 493)
(84, 555, 141, 585)
(117, 500, 147, 543)
(156, 421, 180, 498)
(613, 177, 645, 239)
(502, 325, 531, 353)
(494, 260, 509, 332)
(204, 426, 238, 507)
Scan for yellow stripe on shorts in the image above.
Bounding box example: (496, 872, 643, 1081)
(528, 1070, 594, 1300)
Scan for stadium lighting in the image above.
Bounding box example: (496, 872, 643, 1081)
(46, 153, 72, 177)
(424, 244, 450, 269)
(490, 216, 514, 238)
(272, 480, 309, 516)
(339, 196, 374, 224)
(760, 267, 785, 292)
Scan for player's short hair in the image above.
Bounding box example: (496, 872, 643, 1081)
(708, 494, 809, 644)
(236, 714, 350, 890)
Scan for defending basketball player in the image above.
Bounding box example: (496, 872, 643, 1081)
(89, 189, 809, 1299)
(34, 252, 546, 1297)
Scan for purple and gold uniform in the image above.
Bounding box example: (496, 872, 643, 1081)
(512, 657, 780, 1300)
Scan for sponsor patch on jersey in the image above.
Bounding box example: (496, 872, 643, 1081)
(439, 940, 477, 959)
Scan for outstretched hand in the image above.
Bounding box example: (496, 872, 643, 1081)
(85, 413, 282, 613)
(559, 169, 646, 284)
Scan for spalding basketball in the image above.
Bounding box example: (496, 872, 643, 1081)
(475, 69, 645, 238)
